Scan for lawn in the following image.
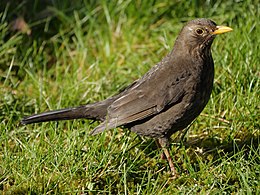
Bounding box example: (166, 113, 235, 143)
(0, 0, 259, 194)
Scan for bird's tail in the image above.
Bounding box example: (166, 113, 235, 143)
(21, 99, 113, 125)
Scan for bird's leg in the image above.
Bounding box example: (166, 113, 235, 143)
(155, 139, 166, 160)
(158, 138, 177, 177)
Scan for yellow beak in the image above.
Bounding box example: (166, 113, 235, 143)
(211, 26, 233, 35)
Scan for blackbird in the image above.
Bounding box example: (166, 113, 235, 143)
(21, 18, 232, 176)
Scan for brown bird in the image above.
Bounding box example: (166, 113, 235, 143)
(21, 18, 232, 176)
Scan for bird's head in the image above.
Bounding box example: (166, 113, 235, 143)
(174, 18, 232, 54)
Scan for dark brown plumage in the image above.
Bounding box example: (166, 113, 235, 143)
(21, 18, 232, 176)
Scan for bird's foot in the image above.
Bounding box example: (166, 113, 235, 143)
(157, 138, 178, 178)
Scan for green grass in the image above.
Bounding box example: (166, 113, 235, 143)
(0, 0, 259, 194)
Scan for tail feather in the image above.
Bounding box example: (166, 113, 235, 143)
(21, 93, 121, 130)
(21, 106, 89, 124)
(21, 98, 115, 125)
(89, 121, 109, 135)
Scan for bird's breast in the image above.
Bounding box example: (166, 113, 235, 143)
(185, 56, 214, 114)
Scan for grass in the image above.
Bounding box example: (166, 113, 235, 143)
(0, 0, 259, 194)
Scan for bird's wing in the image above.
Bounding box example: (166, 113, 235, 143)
(90, 64, 189, 135)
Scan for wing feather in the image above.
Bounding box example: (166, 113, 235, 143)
(90, 58, 191, 135)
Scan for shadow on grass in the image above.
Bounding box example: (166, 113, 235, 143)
(78, 128, 259, 191)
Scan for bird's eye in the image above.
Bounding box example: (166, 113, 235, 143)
(196, 28, 204, 35)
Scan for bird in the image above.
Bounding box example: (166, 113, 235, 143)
(21, 18, 232, 176)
